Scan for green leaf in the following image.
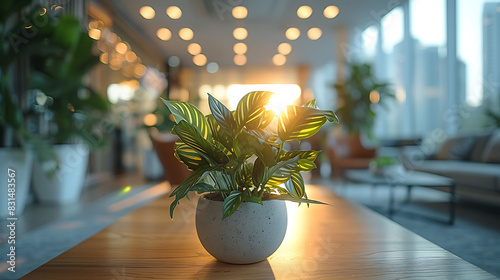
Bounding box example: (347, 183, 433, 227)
(244, 195, 263, 205)
(170, 167, 210, 218)
(189, 182, 217, 194)
(173, 120, 228, 164)
(236, 132, 276, 167)
(206, 114, 233, 152)
(174, 141, 210, 171)
(252, 157, 266, 187)
(278, 106, 338, 142)
(208, 93, 234, 133)
(268, 194, 328, 205)
(280, 150, 320, 162)
(222, 191, 245, 219)
(295, 159, 316, 172)
(303, 99, 318, 108)
(235, 162, 253, 187)
(266, 156, 300, 186)
(285, 172, 305, 198)
(234, 91, 274, 132)
(161, 98, 212, 141)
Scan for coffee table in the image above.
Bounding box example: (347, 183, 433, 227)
(345, 167, 456, 224)
(21, 184, 493, 279)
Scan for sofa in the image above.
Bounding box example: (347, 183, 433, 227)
(402, 129, 500, 202)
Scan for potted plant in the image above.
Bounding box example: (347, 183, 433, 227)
(162, 91, 338, 264)
(0, 0, 59, 215)
(369, 156, 398, 176)
(25, 14, 109, 204)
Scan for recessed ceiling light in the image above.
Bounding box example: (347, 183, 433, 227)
(234, 54, 246, 66)
(207, 62, 219, 73)
(179, 28, 194, 40)
(233, 27, 248, 40)
(156, 28, 172, 41)
(233, 42, 247, 54)
(188, 43, 202, 55)
(125, 51, 137, 62)
(232, 6, 248, 19)
(193, 54, 207, 66)
(140, 6, 155, 19)
(285, 27, 300, 40)
(99, 53, 108, 64)
(272, 54, 286, 66)
(88, 29, 101, 40)
(115, 42, 128, 54)
(166, 6, 182, 19)
(324, 6, 339, 19)
(307, 27, 322, 40)
(277, 43, 292, 55)
(134, 64, 147, 78)
(297, 6, 312, 19)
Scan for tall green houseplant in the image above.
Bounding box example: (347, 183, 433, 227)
(334, 63, 394, 137)
(163, 91, 338, 219)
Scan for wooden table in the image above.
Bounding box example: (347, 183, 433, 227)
(22, 184, 494, 279)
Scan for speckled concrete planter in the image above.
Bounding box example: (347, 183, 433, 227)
(196, 195, 287, 264)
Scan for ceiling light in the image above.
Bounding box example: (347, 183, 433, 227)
(99, 53, 108, 64)
(277, 43, 292, 55)
(109, 59, 122, 71)
(307, 27, 322, 40)
(134, 64, 146, 78)
(234, 54, 246, 66)
(88, 29, 101, 40)
(166, 6, 182, 19)
(125, 51, 137, 63)
(168, 56, 181, 67)
(233, 42, 247, 54)
(140, 6, 155, 19)
(115, 42, 128, 54)
(297, 6, 312, 19)
(193, 54, 207, 66)
(188, 43, 202, 55)
(207, 62, 219, 73)
(233, 27, 248, 40)
(232, 6, 248, 19)
(285, 27, 300, 40)
(272, 54, 286, 66)
(324, 6, 339, 19)
(179, 28, 194, 40)
(156, 28, 172, 41)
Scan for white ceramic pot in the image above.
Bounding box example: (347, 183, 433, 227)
(32, 143, 89, 204)
(0, 148, 33, 217)
(196, 196, 287, 264)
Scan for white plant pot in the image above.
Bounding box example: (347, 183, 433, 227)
(196, 196, 287, 264)
(0, 148, 33, 217)
(32, 144, 89, 204)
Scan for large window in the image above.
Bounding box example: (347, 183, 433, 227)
(458, 0, 500, 131)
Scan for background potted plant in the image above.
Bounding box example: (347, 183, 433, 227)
(25, 14, 109, 204)
(0, 0, 59, 215)
(163, 91, 338, 264)
(327, 63, 394, 175)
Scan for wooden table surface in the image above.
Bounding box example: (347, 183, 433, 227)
(22, 184, 495, 279)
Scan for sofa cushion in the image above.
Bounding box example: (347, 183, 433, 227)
(434, 136, 476, 160)
(481, 130, 500, 163)
(405, 160, 500, 191)
(468, 133, 493, 162)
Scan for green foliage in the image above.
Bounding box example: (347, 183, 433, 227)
(370, 156, 397, 168)
(162, 91, 338, 219)
(334, 63, 394, 136)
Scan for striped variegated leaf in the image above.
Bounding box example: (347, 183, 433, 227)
(208, 93, 234, 133)
(235, 91, 274, 132)
(206, 114, 233, 152)
(161, 98, 212, 141)
(278, 106, 338, 142)
(173, 120, 229, 164)
(285, 172, 305, 198)
(295, 159, 316, 172)
(235, 162, 253, 187)
(303, 99, 318, 108)
(268, 194, 327, 205)
(280, 150, 320, 162)
(265, 155, 300, 186)
(174, 141, 209, 171)
(222, 191, 245, 219)
(236, 131, 276, 167)
(170, 167, 209, 218)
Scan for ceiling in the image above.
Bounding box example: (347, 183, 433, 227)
(108, 0, 395, 68)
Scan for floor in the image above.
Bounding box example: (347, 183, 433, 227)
(316, 177, 500, 278)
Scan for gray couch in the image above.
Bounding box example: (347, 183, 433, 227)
(402, 129, 500, 201)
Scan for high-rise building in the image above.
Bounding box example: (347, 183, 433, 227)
(483, 2, 500, 111)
